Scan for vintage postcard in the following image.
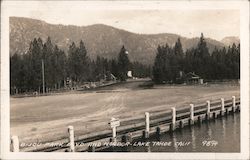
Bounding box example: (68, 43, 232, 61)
(0, 0, 249, 160)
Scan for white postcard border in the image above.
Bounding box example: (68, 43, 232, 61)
(1, 1, 249, 159)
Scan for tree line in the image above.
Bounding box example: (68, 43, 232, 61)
(10, 37, 151, 94)
(10, 33, 240, 94)
(153, 33, 240, 84)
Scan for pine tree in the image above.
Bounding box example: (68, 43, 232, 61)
(10, 53, 23, 94)
(53, 45, 67, 89)
(67, 42, 78, 82)
(229, 43, 240, 79)
(67, 40, 91, 84)
(42, 37, 54, 90)
(174, 38, 184, 57)
(153, 45, 168, 83)
(193, 33, 210, 79)
(184, 48, 195, 73)
(78, 40, 90, 81)
(172, 38, 184, 82)
(28, 38, 43, 91)
(236, 43, 240, 79)
(117, 46, 130, 81)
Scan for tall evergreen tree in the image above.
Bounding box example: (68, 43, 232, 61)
(42, 37, 54, 90)
(117, 46, 130, 81)
(193, 33, 211, 79)
(52, 45, 67, 89)
(67, 40, 91, 83)
(28, 38, 43, 91)
(10, 53, 23, 94)
(184, 48, 195, 73)
(172, 38, 184, 82)
(78, 40, 91, 81)
(153, 45, 169, 83)
(174, 38, 184, 57)
(67, 42, 78, 82)
(236, 43, 240, 79)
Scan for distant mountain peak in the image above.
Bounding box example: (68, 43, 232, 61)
(221, 36, 240, 46)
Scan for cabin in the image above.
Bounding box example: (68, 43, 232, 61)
(185, 72, 203, 84)
(96, 71, 117, 82)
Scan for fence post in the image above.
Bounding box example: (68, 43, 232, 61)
(220, 98, 225, 116)
(110, 117, 120, 143)
(68, 126, 75, 152)
(232, 96, 236, 112)
(189, 104, 194, 125)
(145, 112, 150, 138)
(171, 107, 176, 131)
(11, 136, 19, 152)
(112, 125, 117, 142)
(206, 100, 210, 120)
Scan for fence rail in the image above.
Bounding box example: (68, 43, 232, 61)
(11, 96, 240, 152)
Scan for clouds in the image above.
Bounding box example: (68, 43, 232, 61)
(4, 1, 239, 40)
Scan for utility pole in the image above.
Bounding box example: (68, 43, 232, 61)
(42, 59, 45, 94)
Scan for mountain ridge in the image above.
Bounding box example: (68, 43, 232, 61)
(221, 36, 240, 46)
(10, 17, 239, 64)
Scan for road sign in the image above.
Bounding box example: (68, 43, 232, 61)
(110, 118, 120, 128)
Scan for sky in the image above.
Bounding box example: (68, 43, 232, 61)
(3, 1, 240, 41)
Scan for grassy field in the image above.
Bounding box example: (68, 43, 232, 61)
(10, 81, 240, 144)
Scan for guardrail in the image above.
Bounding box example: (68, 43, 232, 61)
(10, 96, 240, 152)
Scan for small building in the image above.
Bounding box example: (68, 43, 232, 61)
(185, 72, 203, 84)
(96, 71, 117, 82)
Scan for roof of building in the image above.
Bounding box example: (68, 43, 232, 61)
(185, 72, 200, 79)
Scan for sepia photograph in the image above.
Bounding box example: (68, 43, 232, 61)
(1, 0, 249, 160)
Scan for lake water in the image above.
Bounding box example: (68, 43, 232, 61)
(100, 112, 240, 152)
